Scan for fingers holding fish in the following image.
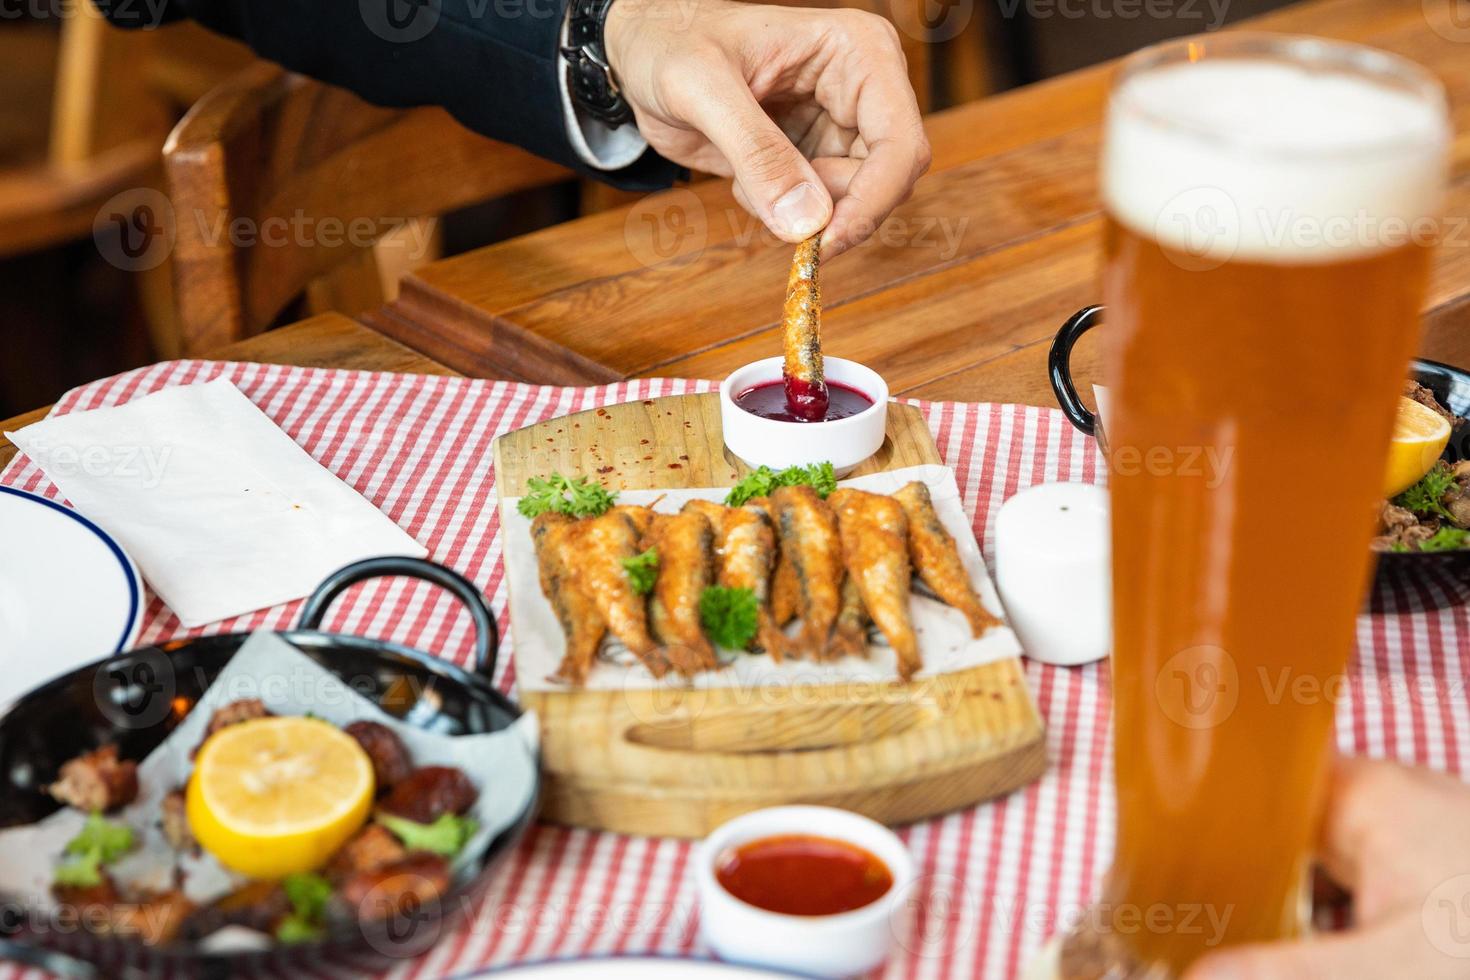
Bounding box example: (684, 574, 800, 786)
(829, 488, 922, 680)
(892, 481, 1001, 638)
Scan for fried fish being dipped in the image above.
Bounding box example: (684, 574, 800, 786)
(892, 481, 1001, 638)
(781, 235, 827, 421)
(531, 512, 607, 685)
(829, 488, 921, 679)
(684, 498, 787, 660)
(828, 573, 871, 659)
(562, 508, 670, 677)
(770, 485, 845, 657)
(644, 510, 720, 674)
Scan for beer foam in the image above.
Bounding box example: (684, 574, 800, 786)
(1103, 58, 1449, 263)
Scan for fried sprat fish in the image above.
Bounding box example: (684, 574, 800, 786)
(561, 508, 670, 677)
(531, 512, 606, 685)
(828, 574, 871, 659)
(781, 235, 827, 421)
(770, 485, 844, 657)
(684, 498, 787, 659)
(644, 510, 720, 674)
(892, 480, 1001, 638)
(829, 489, 921, 679)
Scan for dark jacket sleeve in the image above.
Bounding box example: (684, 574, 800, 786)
(94, 0, 680, 190)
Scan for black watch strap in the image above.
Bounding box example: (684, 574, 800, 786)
(562, 0, 635, 129)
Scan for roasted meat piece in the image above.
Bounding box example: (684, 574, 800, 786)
(344, 720, 414, 790)
(326, 824, 408, 884)
(338, 852, 451, 921)
(160, 788, 193, 851)
(48, 744, 138, 812)
(110, 890, 196, 946)
(1405, 379, 1457, 426)
(378, 766, 478, 824)
(193, 698, 271, 756)
(181, 881, 290, 940)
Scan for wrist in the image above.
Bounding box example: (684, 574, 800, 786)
(602, 0, 636, 79)
(562, 0, 634, 128)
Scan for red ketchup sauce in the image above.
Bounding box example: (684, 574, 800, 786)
(714, 834, 894, 916)
(737, 380, 873, 423)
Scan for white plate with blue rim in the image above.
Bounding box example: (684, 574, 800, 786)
(0, 486, 142, 706)
(457, 960, 799, 978)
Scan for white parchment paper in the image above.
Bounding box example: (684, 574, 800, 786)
(0, 632, 539, 920)
(502, 463, 1023, 692)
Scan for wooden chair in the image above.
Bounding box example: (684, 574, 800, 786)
(0, 15, 254, 257)
(163, 64, 574, 354)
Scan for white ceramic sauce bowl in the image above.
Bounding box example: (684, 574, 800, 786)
(696, 805, 915, 978)
(719, 357, 888, 476)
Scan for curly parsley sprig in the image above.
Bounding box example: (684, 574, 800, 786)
(699, 586, 760, 650)
(1393, 463, 1459, 522)
(517, 474, 618, 519)
(621, 548, 659, 595)
(724, 462, 837, 506)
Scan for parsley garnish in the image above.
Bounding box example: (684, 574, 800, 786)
(55, 812, 134, 887)
(621, 548, 659, 595)
(1394, 463, 1459, 521)
(724, 462, 838, 506)
(275, 871, 333, 944)
(517, 474, 618, 519)
(376, 811, 479, 857)
(1419, 527, 1470, 552)
(699, 586, 760, 649)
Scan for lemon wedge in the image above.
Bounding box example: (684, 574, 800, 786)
(1385, 396, 1452, 497)
(186, 716, 374, 879)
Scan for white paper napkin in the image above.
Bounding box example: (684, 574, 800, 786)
(6, 378, 427, 627)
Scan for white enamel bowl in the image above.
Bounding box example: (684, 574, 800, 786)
(719, 357, 889, 476)
(697, 805, 915, 978)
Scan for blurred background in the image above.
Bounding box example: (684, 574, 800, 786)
(0, 0, 1292, 417)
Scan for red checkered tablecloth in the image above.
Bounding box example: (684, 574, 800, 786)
(2, 359, 1467, 980)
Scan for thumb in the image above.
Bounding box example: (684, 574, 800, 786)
(1183, 913, 1464, 980)
(681, 65, 832, 241)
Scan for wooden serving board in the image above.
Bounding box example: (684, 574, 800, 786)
(493, 393, 1045, 837)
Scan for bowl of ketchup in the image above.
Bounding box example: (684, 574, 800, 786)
(696, 805, 915, 978)
(719, 357, 889, 476)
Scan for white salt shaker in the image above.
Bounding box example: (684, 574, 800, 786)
(994, 482, 1111, 666)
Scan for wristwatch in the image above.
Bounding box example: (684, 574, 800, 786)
(562, 0, 635, 128)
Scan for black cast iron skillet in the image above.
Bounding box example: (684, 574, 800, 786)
(0, 556, 537, 979)
(1049, 304, 1470, 592)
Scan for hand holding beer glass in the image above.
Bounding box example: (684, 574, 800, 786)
(1062, 35, 1450, 978)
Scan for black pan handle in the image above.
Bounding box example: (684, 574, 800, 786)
(297, 557, 500, 682)
(1048, 304, 1104, 436)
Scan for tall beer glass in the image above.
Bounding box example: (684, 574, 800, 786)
(1064, 35, 1450, 977)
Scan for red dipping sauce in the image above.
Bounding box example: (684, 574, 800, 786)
(715, 834, 894, 916)
(736, 380, 873, 423)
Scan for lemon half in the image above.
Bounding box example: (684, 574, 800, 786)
(186, 716, 375, 879)
(1385, 396, 1452, 497)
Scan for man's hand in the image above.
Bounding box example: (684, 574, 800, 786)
(1184, 758, 1470, 980)
(603, 0, 930, 256)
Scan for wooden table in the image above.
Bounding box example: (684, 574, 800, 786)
(363, 0, 1470, 406)
(0, 313, 457, 471)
